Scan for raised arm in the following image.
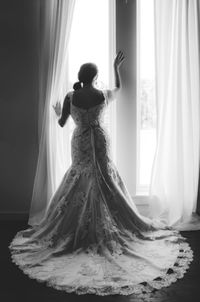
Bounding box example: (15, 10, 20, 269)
(114, 50, 124, 89)
(105, 51, 125, 102)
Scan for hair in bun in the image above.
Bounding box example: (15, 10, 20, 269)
(73, 81, 82, 91)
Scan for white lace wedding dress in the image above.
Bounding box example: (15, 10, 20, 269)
(9, 91, 193, 300)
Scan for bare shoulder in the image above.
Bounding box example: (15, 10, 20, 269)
(64, 91, 74, 102)
(93, 87, 105, 99)
(102, 88, 119, 103)
(66, 90, 74, 98)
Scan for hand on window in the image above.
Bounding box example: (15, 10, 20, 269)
(114, 51, 125, 69)
(52, 102, 62, 117)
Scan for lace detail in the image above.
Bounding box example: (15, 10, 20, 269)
(10, 238, 193, 300)
(9, 95, 194, 299)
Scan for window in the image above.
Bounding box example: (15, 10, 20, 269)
(137, 0, 157, 194)
(67, 0, 116, 162)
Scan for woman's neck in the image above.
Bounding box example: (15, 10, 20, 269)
(83, 83, 93, 88)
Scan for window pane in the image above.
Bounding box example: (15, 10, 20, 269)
(67, 0, 116, 163)
(137, 0, 157, 192)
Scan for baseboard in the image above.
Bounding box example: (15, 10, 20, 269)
(0, 212, 28, 221)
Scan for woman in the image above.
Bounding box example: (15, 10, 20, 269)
(9, 52, 193, 299)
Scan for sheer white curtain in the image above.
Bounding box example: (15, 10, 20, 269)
(148, 0, 200, 229)
(28, 0, 75, 226)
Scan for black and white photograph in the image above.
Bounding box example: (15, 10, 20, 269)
(0, 0, 200, 301)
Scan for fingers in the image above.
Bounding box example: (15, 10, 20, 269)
(117, 50, 124, 58)
(115, 51, 125, 65)
(118, 51, 125, 61)
(53, 102, 61, 107)
(52, 102, 61, 111)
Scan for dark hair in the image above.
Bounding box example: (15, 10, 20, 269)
(73, 81, 82, 91)
(73, 63, 98, 91)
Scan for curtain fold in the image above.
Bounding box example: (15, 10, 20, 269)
(28, 0, 75, 226)
(148, 0, 200, 229)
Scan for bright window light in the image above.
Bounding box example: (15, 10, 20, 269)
(137, 0, 157, 194)
(67, 0, 116, 162)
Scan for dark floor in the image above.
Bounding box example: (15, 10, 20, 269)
(1, 220, 200, 302)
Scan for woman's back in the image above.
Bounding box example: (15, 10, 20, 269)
(72, 86, 104, 110)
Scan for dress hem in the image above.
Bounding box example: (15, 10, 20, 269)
(9, 239, 193, 301)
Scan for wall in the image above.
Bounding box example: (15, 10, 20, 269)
(0, 0, 39, 215)
(115, 0, 137, 196)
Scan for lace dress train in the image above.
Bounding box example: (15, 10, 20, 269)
(9, 92, 193, 299)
